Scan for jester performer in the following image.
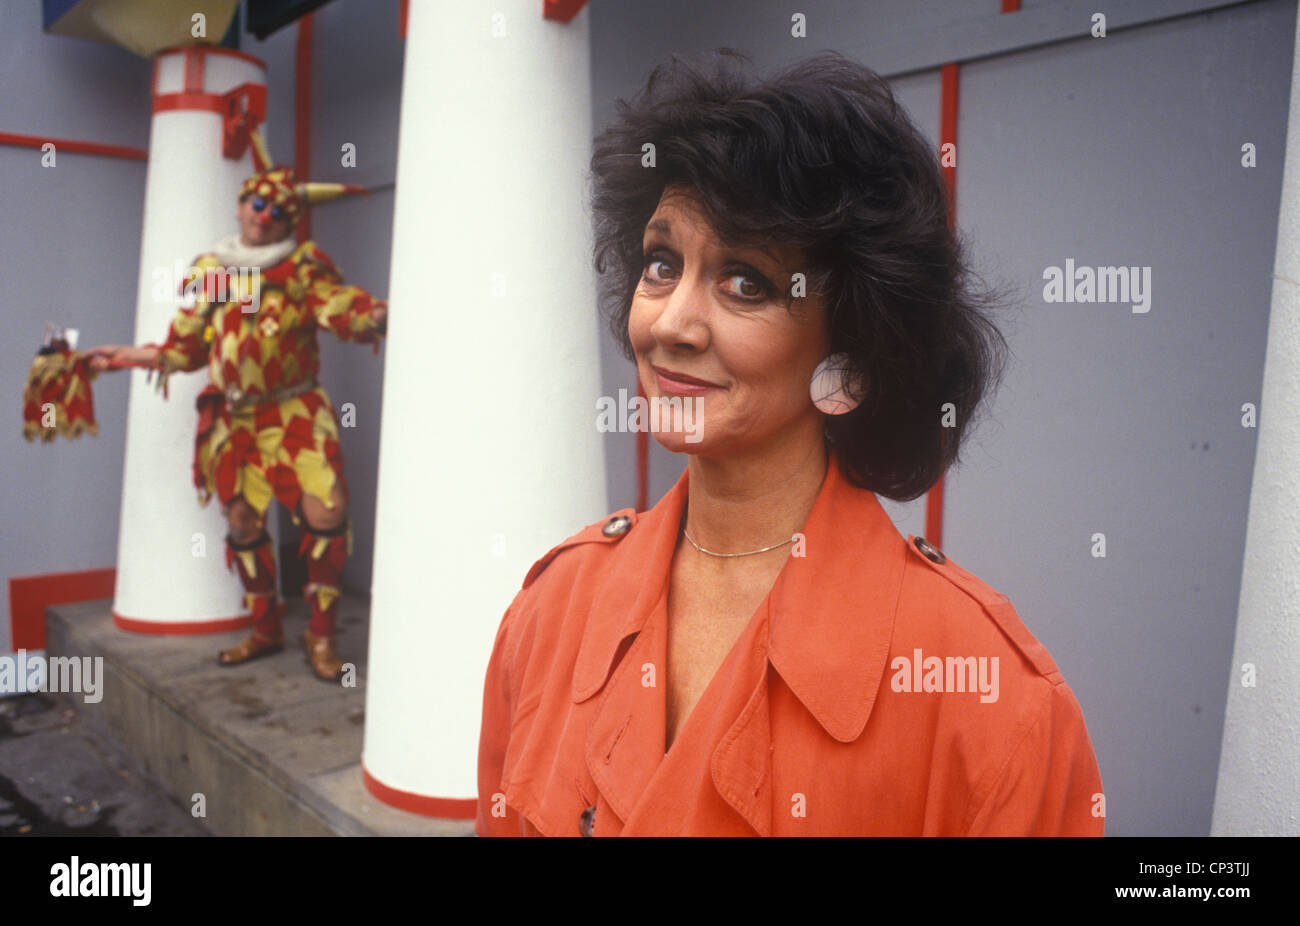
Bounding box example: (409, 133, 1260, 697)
(86, 133, 386, 681)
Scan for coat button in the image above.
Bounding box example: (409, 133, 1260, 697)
(602, 515, 631, 538)
(913, 536, 946, 564)
(579, 805, 596, 837)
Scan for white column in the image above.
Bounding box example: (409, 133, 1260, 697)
(112, 48, 266, 631)
(363, 0, 606, 814)
(1210, 15, 1300, 836)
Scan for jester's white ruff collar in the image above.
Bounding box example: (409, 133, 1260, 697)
(212, 233, 297, 270)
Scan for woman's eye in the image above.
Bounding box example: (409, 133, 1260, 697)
(726, 273, 768, 300)
(642, 256, 676, 282)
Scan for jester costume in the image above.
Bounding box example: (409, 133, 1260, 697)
(156, 164, 385, 676)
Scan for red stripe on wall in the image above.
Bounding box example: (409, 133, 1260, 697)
(0, 132, 146, 162)
(399, 0, 409, 38)
(925, 62, 961, 548)
(8, 569, 116, 652)
(295, 14, 315, 243)
(925, 476, 946, 546)
(940, 63, 959, 226)
(635, 382, 649, 512)
(1001, 0, 1021, 12)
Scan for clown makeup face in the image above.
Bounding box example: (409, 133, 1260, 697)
(237, 194, 294, 247)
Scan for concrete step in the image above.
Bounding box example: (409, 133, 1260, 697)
(45, 597, 473, 836)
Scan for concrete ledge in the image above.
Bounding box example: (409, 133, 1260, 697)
(45, 597, 473, 836)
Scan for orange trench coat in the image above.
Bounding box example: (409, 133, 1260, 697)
(475, 453, 1105, 836)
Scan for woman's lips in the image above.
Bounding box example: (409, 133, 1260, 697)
(653, 366, 720, 397)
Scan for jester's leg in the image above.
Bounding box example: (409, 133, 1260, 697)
(298, 519, 349, 681)
(217, 498, 286, 666)
(297, 478, 350, 682)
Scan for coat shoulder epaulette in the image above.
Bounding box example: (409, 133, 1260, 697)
(521, 508, 637, 589)
(904, 534, 1064, 684)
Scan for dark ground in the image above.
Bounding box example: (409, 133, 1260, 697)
(0, 693, 210, 836)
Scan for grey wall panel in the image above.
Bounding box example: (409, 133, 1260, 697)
(0, 1, 150, 652)
(0, 147, 145, 649)
(947, 0, 1295, 835)
(0, 2, 151, 145)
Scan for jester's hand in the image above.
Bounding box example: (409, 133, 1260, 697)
(86, 344, 161, 372)
(85, 345, 120, 373)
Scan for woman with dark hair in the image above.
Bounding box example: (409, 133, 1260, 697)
(475, 50, 1103, 836)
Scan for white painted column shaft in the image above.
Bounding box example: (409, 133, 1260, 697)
(364, 1, 606, 807)
(1210, 14, 1300, 835)
(113, 49, 265, 627)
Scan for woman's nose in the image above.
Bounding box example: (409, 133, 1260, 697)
(649, 272, 709, 349)
(255, 212, 274, 227)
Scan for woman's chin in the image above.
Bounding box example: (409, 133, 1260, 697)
(650, 430, 708, 455)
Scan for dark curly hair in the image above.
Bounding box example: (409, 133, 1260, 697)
(589, 49, 1009, 501)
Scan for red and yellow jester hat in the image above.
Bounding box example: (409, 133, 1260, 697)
(237, 130, 364, 222)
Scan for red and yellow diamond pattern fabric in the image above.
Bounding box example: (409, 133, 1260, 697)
(156, 241, 384, 518)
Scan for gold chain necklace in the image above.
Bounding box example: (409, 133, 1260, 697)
(681, 527, 796, 558)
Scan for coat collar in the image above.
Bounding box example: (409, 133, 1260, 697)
(571, 451, 907, 743)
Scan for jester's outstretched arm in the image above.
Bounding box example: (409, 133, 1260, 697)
(86, 259, 232, 395)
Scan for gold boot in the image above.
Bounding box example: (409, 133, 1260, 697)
(217, 628, 284, 665)
(302, 628, 344, 682)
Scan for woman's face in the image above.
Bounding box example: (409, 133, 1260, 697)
(629, 186, 830, 458)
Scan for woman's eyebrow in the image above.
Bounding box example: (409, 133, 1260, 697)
(643, 218, 784, 267)
(643, 218, 673, 240)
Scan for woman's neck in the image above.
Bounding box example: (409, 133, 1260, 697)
(681, 432, 829, 558)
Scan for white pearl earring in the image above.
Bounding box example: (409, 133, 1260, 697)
(810, 353, 863, 415)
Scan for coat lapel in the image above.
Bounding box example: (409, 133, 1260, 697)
(709, 641, 775, 835)
(583, 612, 668, 826)
(575, 466, 688, 825)
(767, 454, 906, 743)
(707, 456, 905, 833)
